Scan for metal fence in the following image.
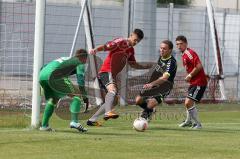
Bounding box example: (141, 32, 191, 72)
(0, 1, 240, 108)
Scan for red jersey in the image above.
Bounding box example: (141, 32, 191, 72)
(182, 48, 207, 86)
(99, 38, 136, 73)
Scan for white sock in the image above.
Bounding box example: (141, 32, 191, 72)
(188, 106, 201, 125)
(104, 91, 116, 113)
(185, 109, 191, 122)
(88, 105, 105, 122)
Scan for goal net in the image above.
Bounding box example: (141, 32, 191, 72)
(0, 1, 34, 127)
(1, 0, 239, 128)
(124, 0, 228, 104)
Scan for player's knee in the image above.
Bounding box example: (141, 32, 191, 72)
(107, 84, 117, 94)
(147, 99, 158, 109)
(135, 95, 143, 105)
(185, 98, 194, 108)
(109, 90, 117, 96)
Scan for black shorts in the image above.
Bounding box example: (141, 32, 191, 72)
(141, 81, 172, 104)
(187, 85, 206, 102)
(143, 95, 163, 104)
(98, 72, 116, 91)
(142, 89, 171, 104)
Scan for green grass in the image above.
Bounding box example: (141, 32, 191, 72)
(0, 104, 240, 159)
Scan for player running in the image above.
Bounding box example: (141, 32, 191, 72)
(135, 40, 177, 120)
(176, 35, 208, 129)
(87, 28, 151, 126)
(39, 49, 88, 132)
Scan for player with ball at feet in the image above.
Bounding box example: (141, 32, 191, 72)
(135, 40, 177, 121)
(87, 29, 152, 126)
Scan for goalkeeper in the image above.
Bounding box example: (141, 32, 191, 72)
(39, 49, 88, 132)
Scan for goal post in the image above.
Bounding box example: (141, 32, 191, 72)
(31, 0, 45, 128)
(206, 0, 226, 100)
(70, 0, 87, 57)
(81, 0, 103, 106)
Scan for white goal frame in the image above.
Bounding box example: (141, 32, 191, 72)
(31, 0, 103, 128)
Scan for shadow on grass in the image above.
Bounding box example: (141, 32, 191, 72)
(0, 137, 70, 145)
(150, 126, 240, 134)
(57, 128, 137, 137)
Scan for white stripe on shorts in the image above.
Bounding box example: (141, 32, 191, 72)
(193, 86, 200, 99)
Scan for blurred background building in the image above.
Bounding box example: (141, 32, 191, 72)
(0, 0, 240, 108)
(2, 0, 240, 10)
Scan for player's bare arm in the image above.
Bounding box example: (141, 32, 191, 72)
(185, 63, 203, 82)
(89, 44, 106, 55)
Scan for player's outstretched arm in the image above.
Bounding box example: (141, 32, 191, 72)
(128, 61, 153, 69)
(89, 44, 105, 55)
(150, 73, 170, 87)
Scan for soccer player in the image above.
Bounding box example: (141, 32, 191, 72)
(176, 35, 208, 129)
(39, 49, 88, 132)
(87, 28, 151, 126)
(135, 40, 177, 120)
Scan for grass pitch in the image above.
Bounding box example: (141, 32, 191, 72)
(0, 104, 240, 159)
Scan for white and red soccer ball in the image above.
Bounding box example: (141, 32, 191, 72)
(133, 117, 148, 132)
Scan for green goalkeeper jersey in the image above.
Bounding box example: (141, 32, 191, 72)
(40, 57, 85, 81)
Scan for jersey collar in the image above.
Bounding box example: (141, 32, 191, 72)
(126, 38, 132, 48)
(161, 55, 172, 60)
(181, 48, 188, 56)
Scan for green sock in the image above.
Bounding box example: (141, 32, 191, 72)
(42, 99, 55, 127)
(70, 96, 81, 123)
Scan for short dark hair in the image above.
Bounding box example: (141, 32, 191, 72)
(133, 28, 144, 40)
(176, 35, 188, 43)
(75, 49, 88, 58)
(161, 40, 173, 50)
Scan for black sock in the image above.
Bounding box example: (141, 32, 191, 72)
(138, 101, 147, 109)
(145, 107, 153, 113)
(138, 101, 153, 113)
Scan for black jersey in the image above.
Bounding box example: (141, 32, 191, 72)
(149, 55, 177, 83)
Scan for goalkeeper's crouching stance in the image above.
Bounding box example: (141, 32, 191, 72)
(39, 49, 88, 132)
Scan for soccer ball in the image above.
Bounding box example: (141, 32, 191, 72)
(133, 117, 148, 132)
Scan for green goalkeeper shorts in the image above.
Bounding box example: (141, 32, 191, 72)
(40, 78, 77, 100)
(40, 80, 66, 100)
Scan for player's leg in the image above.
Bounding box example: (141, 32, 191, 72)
(61, 78, 88, 132)
(179, 86, 206, 129)
(87, 89, 106, 126)
(184, 98, 202, 129)
(179, 85, 196, 127)
(95, 72, 119, 120)
(39, 80, 61, 131)
(69, 95, 87, 132)
(103, 83, 119, 120)
(135, 95, 152, 114)
(87, 106, 104, 126)
(136, 95, 160, 120)
(189, 86, 206, 129)
(179, 97, 193, 127)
